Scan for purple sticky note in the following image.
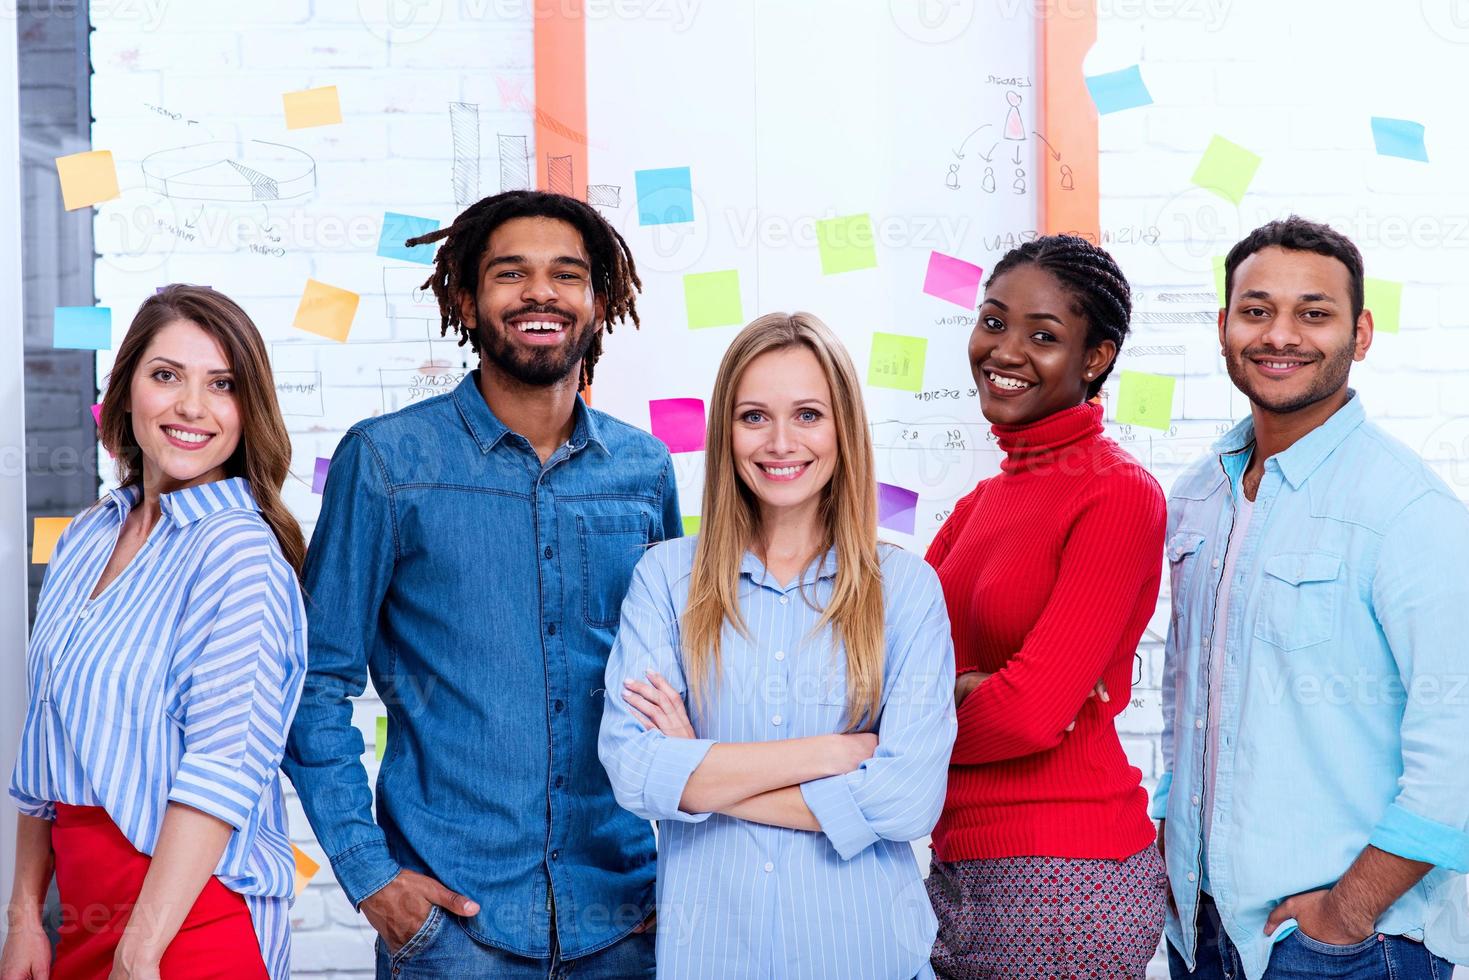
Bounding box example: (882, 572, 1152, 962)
(311, 456, 331, 495)
(923, 251, 985, 310)
(877, 482, 919, 535)
(649, 398, 706, 453)
(90, 403, 102, 426)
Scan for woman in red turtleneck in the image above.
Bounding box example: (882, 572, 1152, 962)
(923, 236, 1168, 980)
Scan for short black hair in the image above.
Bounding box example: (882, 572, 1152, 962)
(1223, 216, 1364, 321)
(984, 234, 1133, 399)
(406, 190, 642, 390)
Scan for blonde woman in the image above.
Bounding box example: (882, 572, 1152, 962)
(598, 313, 957, 980)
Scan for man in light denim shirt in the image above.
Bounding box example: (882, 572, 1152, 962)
(1157, 217, 1469, 980)
(283, 191, 679, 979)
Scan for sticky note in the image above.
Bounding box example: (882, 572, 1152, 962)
(649, 398, 706, 453)
(292, 844, 320, 896)
(32, 517, 72, 564)
(292, 279, 359, 342)
(923, 251, 984, 309)
(375, 716, 387, 761)
(877, 483, 919, 536)
(1213, 255, 1228, 309)
(1084, 65, 1153, 115)
(1364, 277, 1402, 334)
(1190, 135, 1261, 205)
(683, 270, 743, 329)
(1370, 117, 1428, 163)
(816, 214, 878, 275)
(53, 307, 112, 350)
(377, 212, 440, 264)
(682, 515, 701, 536)
(867, 333, 927, 392)
(311, 457, 331, 494)
(90, 403, 102, 427)
(1116, 371, 1176, 431)
(283, 86, 343, 129)
(635, 167, 693, 225)
(55, 150, 120, 210)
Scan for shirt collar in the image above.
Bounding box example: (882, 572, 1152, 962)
(452, 370, 608, 456)
(740, 547, 840, 591)
(1210, 389, 1365, 491)
(105, 477, 260, 526)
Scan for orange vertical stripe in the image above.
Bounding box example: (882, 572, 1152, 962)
(533, 0, 589, 202)
(1037, 6, 1099, 241)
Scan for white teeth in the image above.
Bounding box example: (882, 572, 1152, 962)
(763, 464, 804, 477)
(987, 372, 1033, 390)
(164, 427, 209, 444)
(1261, 361, 1301, 370)
(517, 320, 565, 333)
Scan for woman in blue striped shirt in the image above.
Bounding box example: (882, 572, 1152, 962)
(3, 286, 307, 980)
(599, 312, 957, 979)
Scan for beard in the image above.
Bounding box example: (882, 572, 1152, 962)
(1226, 333, 1356, 415)
(476, 303, 599, 387)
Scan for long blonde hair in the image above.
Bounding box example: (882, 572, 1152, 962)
(682, 312, 884, 731)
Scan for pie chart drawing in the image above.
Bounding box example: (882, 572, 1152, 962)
(142, 140, 316, 202)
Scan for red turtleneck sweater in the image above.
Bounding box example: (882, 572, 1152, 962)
(925, 401, 1165, 862)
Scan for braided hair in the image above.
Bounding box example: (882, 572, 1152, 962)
(984, 234, 1133, 399)
(406, 190, 642, 390)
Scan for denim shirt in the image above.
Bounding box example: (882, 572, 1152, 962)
(1156, 391, 1469, 980)
(283, 372, 681, 959)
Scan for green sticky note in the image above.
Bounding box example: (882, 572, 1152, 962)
(683, 270, 743, 329)
(816, 213, 878, 275)
(1191, 135, 1261, 205)
(868, 332, 927, 392)
(1364, 277, 1402, 334)
(375, 716, 387, 761)
(682, 515, 701, 536)
(1116, 371, 1176, 432)
(1212, 255, 1228, 310)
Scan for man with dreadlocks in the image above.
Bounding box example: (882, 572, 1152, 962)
(283, 190, 679, 979)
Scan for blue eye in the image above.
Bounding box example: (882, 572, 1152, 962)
(741, 411, 765, 424)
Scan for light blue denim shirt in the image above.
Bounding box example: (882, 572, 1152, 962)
(1156, 390, 1469, 979)
(599, 537, 956, 980)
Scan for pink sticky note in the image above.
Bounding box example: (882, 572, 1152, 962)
(923, 252, 985, 309)
(311, 457, 331, 495)
(877, 482, 919, 535)
(649, 398, 706, 453)
(90, 403, 102, 426)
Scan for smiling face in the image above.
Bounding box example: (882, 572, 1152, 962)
(969, 263, 1116, 426)
(1221, 245, 1370, 415)
(460, 215, 604, 386)
(127, 318, 241, 494)
(730, 345, 838, 525)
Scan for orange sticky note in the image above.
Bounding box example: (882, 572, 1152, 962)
(55, 150, 120, 211)
(292, 844, 321, 896)
(32, 517, 72, 564)
(283, 86, 343, 129)
(293, 279, 359, 342)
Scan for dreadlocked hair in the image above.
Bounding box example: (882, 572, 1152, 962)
(985, 234, 1133, 399)
(406, 190, 642, 390)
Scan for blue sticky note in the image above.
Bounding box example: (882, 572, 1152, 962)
(378, 212, 441, 264)
(54, 307, 112, 350)
(1084, 65, 1153, 115)
(635, 167, 693, 226)
(1370, 117, 1428, 163)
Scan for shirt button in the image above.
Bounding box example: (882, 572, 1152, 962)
(554, 776, 564, 788)
(1211, 559, 1221, 569)
(763, 862, 774, 873)
(774, 651, 785, 662)
(551, 850, 560, 861)
(771, 715, 783, 726)
(78, 608, 90, 621)
(1195, 719, 1204, 729)
(554, 700, 564, 713)
(1202, 638, 1211, 649)
(1191, 795, 1201, 806)
(1187, 872, 1197, 882)
(779, 596, 788, 606)
(547, 623, 557, 636)
(544, 546, 553, 559)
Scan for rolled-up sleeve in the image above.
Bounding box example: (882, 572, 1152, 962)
(801, 557, 957, 860)
(168, 527, 306, 831)
(598, 549, 717, 823)
(1367, 490, 1469, 871)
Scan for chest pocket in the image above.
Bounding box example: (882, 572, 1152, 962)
(578, 512, 651, 629)
(1253, 553, 1341, 651)
(1166, 531, 1207, 612)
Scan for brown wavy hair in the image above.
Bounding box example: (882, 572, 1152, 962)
(98, 285, 306, 575)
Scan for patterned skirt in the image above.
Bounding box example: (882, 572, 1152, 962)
(925, 844, 1167, 980)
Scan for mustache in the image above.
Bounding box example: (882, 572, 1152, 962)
(1238, 347, 1321, 362)
(501, 304, 580, 325)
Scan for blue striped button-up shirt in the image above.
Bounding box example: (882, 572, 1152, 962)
(9, 478, 307, 979)
(599, 537, 957, 980)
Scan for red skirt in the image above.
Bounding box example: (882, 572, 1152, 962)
(51, 803, 269, 980)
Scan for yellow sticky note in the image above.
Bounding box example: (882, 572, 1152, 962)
(683, 270, 743, 329)
(293, 279, 359, 342)
(867, 332, 927, 392)
(32, 517, 72, 564)
(1116, 371, 1176, 432)
(1364, 277, 1402, 334)
(292, 844, 320, 896)
(681, 515, 701, 536)
(283, 86, 343, 129)
(1212, 255, 1228, 310)
(375, 715, 387, 761)
(55, 150, 120, 211)
(1191, 135, 1261, 205)
(816, 214, 878, 275)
